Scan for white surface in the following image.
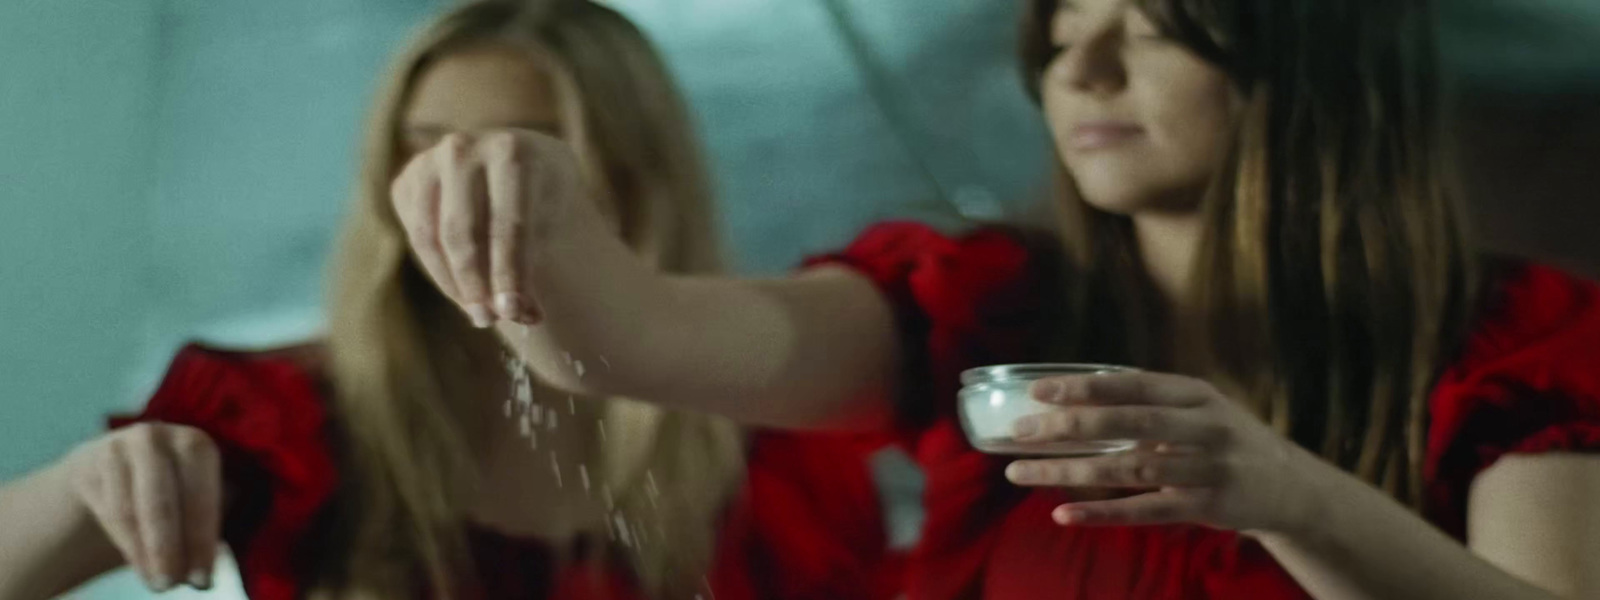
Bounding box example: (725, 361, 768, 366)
(73, 552, 246, 600)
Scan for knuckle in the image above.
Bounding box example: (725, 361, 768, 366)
(443, 241, 482, 268)
(1119, 454, 1150, 484)
(1052, 462, 1081, 484)
(439, 132, 474, 161)
(439, 221, 479, 251)
(147, 495, 178, 522)
(171, 429, 215, 458)
(1188, 379, 1221, 404)
(1078, 375, 1107, 399)
(114, 504, 140, 529)
(1088, 461, 1120, 485)
(1135, 408, 1165, 436)
(487, 131, 521, 161)
(487, 225, 520, 245)
(125, 423, 160, 445)
(1057, 410, 1085, 438)
(408, 220, 439, 244)
(1129, 375, 1154, 402)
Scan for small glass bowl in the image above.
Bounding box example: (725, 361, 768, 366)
(957, 363, 1139, 456)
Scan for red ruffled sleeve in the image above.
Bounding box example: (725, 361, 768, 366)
(802, 221, 1049, 450)
(1424, 263, 1600, 539)
(109, 344, 338, 600)
(803, 221, 1051, 600)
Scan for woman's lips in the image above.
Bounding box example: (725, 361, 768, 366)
(1070, 121, 1145, 150)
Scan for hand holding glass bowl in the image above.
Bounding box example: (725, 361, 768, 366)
(958, 363, 1139, 456)
(964, 364, 1328, 533)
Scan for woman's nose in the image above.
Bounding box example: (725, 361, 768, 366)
(1055, 24, 1128, 96)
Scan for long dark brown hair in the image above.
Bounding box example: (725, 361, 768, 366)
(1019, 0, 1478, 504)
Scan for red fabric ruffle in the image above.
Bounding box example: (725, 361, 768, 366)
(110, 344, 337, 600)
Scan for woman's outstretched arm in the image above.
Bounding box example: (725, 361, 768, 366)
(392, 129, 902, 429)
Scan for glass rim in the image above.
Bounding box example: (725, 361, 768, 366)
(960, 363, 1137, 386)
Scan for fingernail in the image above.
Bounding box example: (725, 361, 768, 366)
(1031, 379, 1064, 403)
(148, 574, 173, 592)
(494, 292, 520, 320)
(189, 569, 212, 590)
(1005, 462, 1033, 482)
(1012, 417, 1040, 440)
(1054, 506, 1082, 525)
(465, 303, 493, 328)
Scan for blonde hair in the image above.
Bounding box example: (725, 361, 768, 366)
(323, 1, 743, 597)
(1019, 0, 1477, 505)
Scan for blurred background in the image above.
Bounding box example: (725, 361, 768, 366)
(1, 0, 1596, 597)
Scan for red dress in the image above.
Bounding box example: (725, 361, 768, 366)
(805, 221, 1600, 600)
(110, 345, 901, 600)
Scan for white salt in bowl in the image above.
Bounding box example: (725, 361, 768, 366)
(957, 363, 1139, 456)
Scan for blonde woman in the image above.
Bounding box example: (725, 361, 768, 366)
(0, 1, 895, 599)
(389, 0, 1600, 598)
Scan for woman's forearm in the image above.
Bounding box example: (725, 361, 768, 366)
(498, 215, 897, 429)
(1256, 463, 1559, 600)
(0, 462, 121, 600)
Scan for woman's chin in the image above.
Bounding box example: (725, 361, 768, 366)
(1074, 187, 1163, 216)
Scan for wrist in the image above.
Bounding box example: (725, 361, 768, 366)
(1253, 447, 1347, 544)
(47, 451, 92, 515)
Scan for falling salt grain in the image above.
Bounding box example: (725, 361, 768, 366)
(574, 360, 586, 378)
(515, 377, 532, 404)
(530, 404, 542, 425)
(519, 415, 532, 437)
(599, 355, 611, 370)
(646, 470, 660, 497)
(597, 419, 608, 442)
(563, 351, 573, 365)
(548, 411, 559, 430)
(550, 453, 563, 488)
(579, 464, 592, 494)
(528, 430, 538, 450)
(568, 396, 576, 415)
(602, 485, 615, 510)
(614, 514, 632, 547)
(503, 399, 512, 418)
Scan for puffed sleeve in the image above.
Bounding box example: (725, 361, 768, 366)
(1424, 263, 1600, 539)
